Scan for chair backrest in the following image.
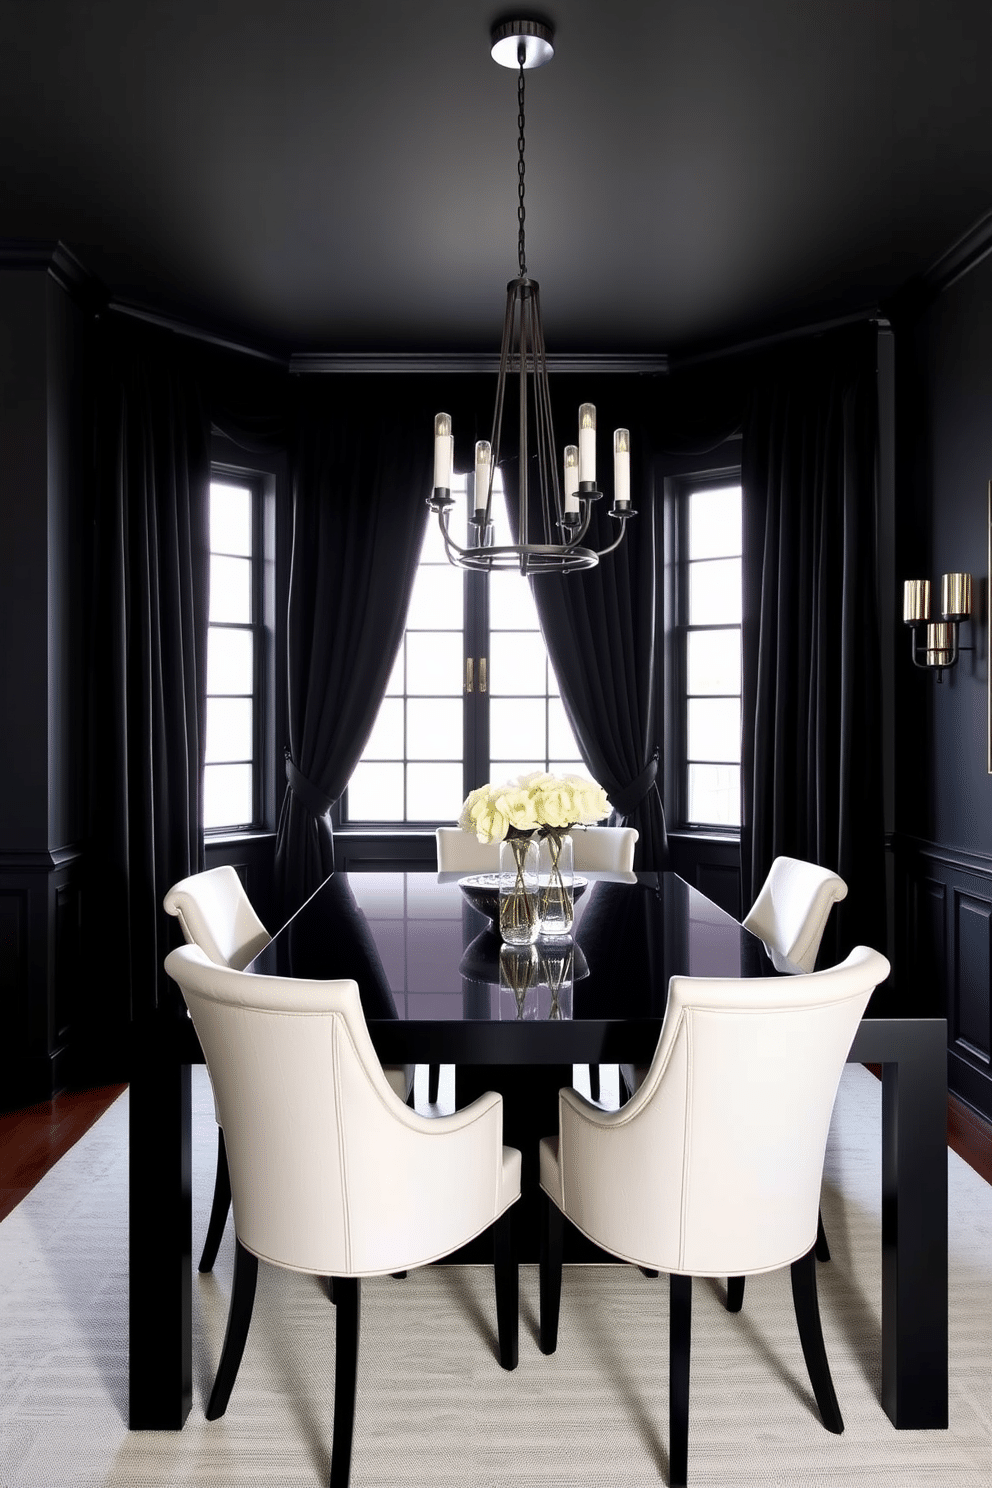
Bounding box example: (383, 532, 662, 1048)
(557, 945, 888, 1276)
(436, 826, 501, 873)
(571, 825, 638, 872)
(742, 856, 848, 973)
(164, 865, 271, 971)
(437, 824, 638, 874)
(164, 944, 511, 1276)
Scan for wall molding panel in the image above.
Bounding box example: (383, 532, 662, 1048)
(894, 834, 992, 1121)
(0, 848, 84, 1106)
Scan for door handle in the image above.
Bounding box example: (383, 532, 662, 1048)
(479, 657, 487, 694)
(465, 657, 474, 694)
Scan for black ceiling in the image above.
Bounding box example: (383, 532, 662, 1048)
(3, 0, 992, 359)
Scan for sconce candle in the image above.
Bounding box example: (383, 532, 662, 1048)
(941, 571, 972, 621)
(903, 578, 931, 624)
(926, 622, 955, 668)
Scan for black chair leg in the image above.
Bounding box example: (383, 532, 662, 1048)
(206, 1238, 258, 1420)
(538, 1189, 564, 1355)
(791, 1246, 843, 1434)
(198, 1126, 232, 1273)
(669, 1274, 692, 1488)
(726, 1276, 745, 1312)
(427, 1063, 441, 1105)
(815, 1207, 831, 1262)
(588, 1064, 601, 1102)
(493, 1208, 518, 1370)
(330, 1277, 361, 1488)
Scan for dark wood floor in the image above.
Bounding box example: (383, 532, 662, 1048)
(0, 1083, 127, 1223)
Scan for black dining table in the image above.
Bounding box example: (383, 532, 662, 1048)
(129, 869, 948, 1436)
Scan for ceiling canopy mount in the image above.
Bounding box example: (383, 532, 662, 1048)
(489, 17, 556, 70)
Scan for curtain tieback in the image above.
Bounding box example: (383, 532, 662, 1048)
(284, 752, 335, 819)
(608, 753, 659, 818)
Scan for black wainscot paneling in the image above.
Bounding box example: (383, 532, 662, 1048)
(0, 848, 84, 1107)
(894, 835, 992, 1120)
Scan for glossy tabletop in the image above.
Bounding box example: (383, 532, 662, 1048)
(245, 869, 775, 1066)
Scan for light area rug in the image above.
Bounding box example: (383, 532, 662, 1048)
(0, 1063, 989, 1488)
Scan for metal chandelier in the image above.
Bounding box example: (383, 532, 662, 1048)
(428, 17, 634, 575)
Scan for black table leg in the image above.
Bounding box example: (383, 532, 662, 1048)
(128, 1018, 192, 1428)
(850, 1019, 948, 1429)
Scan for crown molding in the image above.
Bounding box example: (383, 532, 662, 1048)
(289, 351, 670, 375)
(0, 238, 103, 304)
(106, 300, 289, 366)
(920, 209, 992, 297)
(670, 306, 883, 370)
(883, 209, 992, 325)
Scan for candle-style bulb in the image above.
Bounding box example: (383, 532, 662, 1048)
(474, 440, 492, 514)
(563, 444, 579, 513)
(433, 412, 453, 491)
(613, 428, 631, 506)
(578, 403, 596, 484)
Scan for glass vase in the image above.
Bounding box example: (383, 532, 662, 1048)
(499, 942, 539, 1019)
(538, 830, 574, 935)
(499, 834, 540, 944)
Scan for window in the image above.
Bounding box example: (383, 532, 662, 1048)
(344, 471, 583, 826)
(204, 478, 262, 830)
(681, 482, 742, 828)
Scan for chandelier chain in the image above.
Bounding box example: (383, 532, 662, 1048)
(517, 55, 527, 277)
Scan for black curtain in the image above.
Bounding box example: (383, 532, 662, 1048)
(87, 320, 210, 1031)
(529, 479, 670, 866)
(273, 380, 436, 918)
(740, 325, 885, 961)
(508, 373, 744, 868)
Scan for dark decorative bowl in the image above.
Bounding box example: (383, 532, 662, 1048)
(458, 873, 587, 926)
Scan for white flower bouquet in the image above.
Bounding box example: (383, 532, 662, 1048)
(458, 771, 612, 846)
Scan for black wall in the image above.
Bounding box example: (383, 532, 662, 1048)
(0, 259, 89, 1104)
(894, 245, 992, 1119)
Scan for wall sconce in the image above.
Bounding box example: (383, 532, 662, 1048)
(903, 572, 973, 680)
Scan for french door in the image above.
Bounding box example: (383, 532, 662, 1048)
(344, 473, 583, 826)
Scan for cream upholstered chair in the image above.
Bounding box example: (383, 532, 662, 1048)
(165, 866, 414, 1271)
(164, 944, 521, 1488)
(742, 856, 849, 1264)
(435, 825, 501, 873)
(164, 865, 271, 973)
(572, 824, 638, 873)
(436, 823, 638, 875)
(742, 855, 848, 974)
(539, 945, 889, 1487)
